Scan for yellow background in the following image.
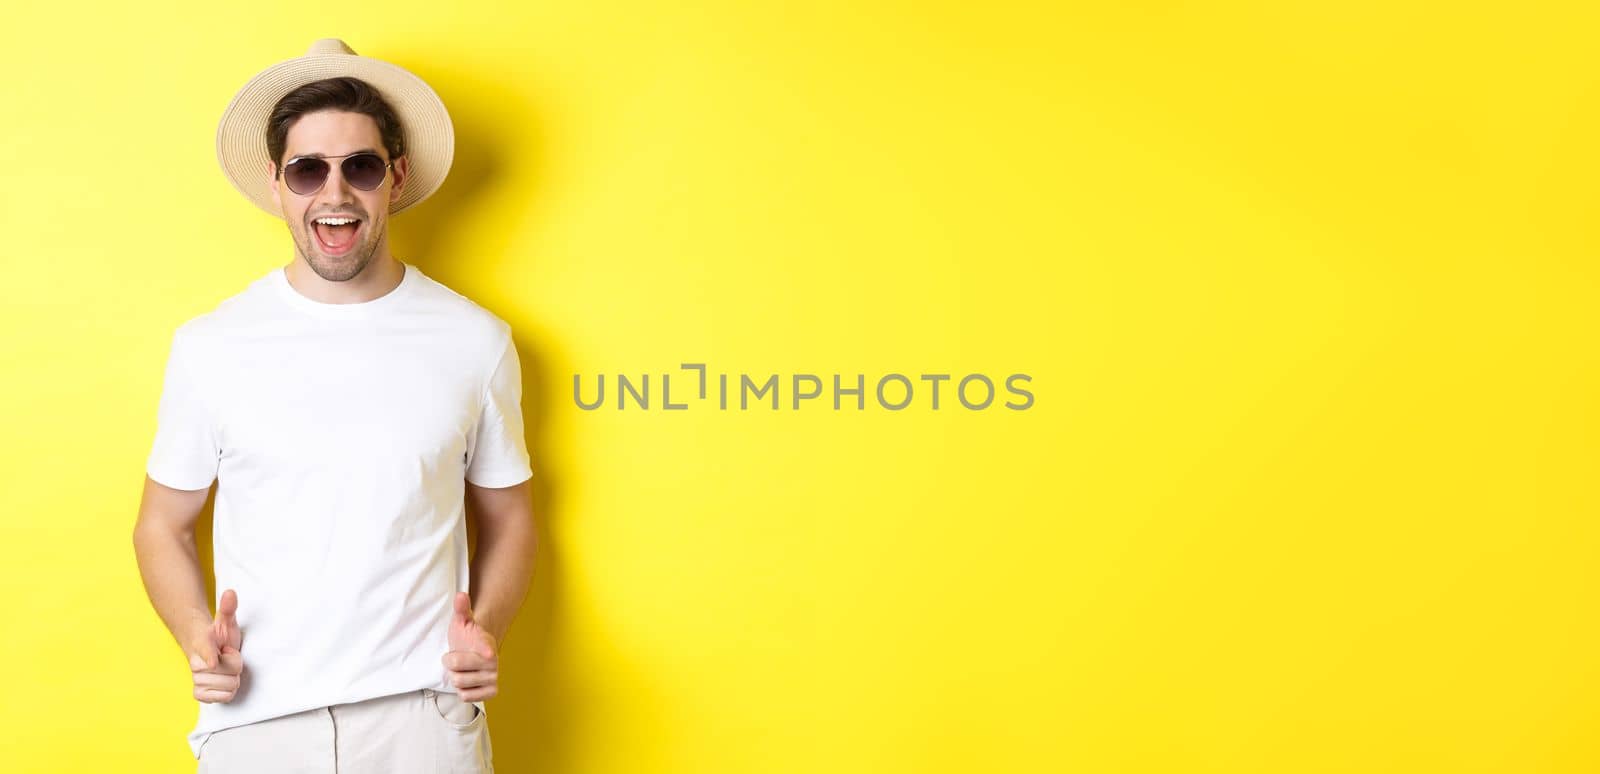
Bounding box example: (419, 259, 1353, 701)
(2, 2, 1596, 772)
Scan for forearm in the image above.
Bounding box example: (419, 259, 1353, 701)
(467, 507, 536, 645)
(132, 523, 214, 651)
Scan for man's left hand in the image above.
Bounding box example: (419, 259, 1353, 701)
(443, 591, 499, 701)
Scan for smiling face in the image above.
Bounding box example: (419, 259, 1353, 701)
(266, 109, 410, 282)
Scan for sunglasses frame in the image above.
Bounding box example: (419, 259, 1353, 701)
(278, 151, 394, 196)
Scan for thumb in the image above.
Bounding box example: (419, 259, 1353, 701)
(216, 588, 238, 628)
(454, 592, 495, 659)
(212, 588, 242, 650)
(217, 588, 238, 626)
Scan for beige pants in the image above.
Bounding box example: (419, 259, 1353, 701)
(196, 688, 493, 773)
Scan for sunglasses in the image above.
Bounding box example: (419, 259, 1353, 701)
(279, 151, 393, 195)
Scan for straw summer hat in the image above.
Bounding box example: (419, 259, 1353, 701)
(215, 38, 455, 217)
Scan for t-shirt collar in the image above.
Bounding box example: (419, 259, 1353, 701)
(272, 261, 418, 319)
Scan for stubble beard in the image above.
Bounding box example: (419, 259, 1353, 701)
(293, 219, 383, 282)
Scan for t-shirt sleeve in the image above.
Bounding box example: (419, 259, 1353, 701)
(465, 326, 534, 488)
(146, 326, 221, 491)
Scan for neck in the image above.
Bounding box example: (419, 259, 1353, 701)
(284, 252, 404, 304)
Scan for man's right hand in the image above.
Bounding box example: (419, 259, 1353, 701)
(188, 588, 244, 703)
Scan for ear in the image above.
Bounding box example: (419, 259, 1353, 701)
(389, 154, 409, 206)
(265, 159, 282, 214)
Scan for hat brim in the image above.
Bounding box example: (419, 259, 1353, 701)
(216, 52, 454, 218)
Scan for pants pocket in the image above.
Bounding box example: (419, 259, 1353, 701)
(430, 689, 484, 728)
(425, 689, 493, 772)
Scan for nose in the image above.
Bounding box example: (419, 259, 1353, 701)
(313, 165, 360, 209)
(325, 161, 359, 194)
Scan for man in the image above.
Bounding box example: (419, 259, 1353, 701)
(131, 39, 533, 773)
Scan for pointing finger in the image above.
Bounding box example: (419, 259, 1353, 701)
(442, 650, 495, 672)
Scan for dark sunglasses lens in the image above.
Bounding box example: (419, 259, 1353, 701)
(284, 159, 329, 195)
(343, 154, 388, 190)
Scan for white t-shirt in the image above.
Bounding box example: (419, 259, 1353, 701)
(145, 261, 533, 759)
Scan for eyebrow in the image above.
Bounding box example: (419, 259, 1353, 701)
(287, 148, 381, 161)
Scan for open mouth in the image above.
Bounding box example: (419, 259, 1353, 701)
(311, 215, 363, 256)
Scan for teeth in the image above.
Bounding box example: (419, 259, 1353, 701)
(314, 217, 358, 225)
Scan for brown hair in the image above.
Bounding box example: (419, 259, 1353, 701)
(266, 77, 406, 174)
